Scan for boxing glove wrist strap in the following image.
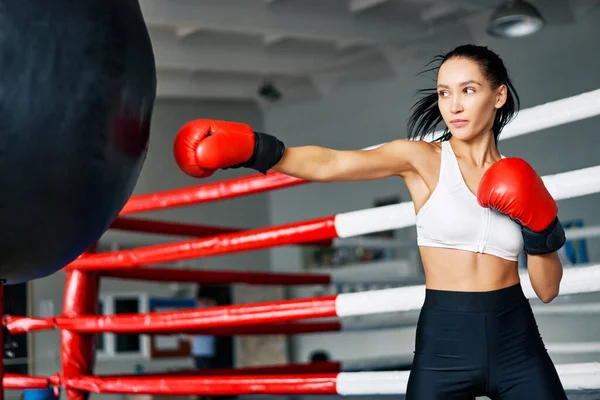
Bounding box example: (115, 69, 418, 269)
(228, 132, 285, 174)
(521, 216, 566, 255)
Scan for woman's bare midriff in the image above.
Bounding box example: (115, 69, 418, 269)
(419, 246, 521, 292)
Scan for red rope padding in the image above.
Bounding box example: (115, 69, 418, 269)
(5, 317, 342, 336)
(3, 315, 54, 334)
(66, 216, 337, 270)
(109, 217, 331, 247)
(55, 295, 337, 333)
(101, 361, 342, 378)
(65, 373, 338, 395)
(184, 321, 342, 336)
(100, 267, 332, 285)
(110, 216, 241, 237)
(3, 374, 52, 389)
(120, 172, 306, 215)
(6, 295, 338, 334)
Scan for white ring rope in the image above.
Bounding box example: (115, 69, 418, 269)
(546, 342, 600, 354)
(499, 88, 600, 140)
(565, 225, 600, 241)
(333, 224, 600, 249)
(329, 302, 600, 333)
(334, 264, 600, 317)
(335, 362, 600, 395)
(362, 88, 600, 148)
(532, 303, 600, 315)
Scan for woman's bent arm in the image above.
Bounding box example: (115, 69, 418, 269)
(526, 252, 563, 303)
(272, 140, 428, 182)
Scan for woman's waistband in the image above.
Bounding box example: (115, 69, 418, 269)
(422, 282, 528, 312)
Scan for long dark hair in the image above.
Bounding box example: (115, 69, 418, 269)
(407, 44, 520, 143)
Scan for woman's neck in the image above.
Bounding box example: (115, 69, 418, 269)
(449, 134, 501, 168)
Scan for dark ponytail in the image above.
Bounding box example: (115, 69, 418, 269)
(406, 45, 520, 143)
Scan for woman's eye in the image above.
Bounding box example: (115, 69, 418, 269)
(464, 87, 475, 94)
(439, 91, 449, 97)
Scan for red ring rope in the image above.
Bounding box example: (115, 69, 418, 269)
(67, 216, 337, 270)
(65, 374, 339, 395)
(120, 172, 305, 214)
(100, 267, 331, 285)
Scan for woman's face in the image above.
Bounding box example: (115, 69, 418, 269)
(436, 57, 507, 142)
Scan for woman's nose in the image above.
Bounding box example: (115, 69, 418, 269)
(450, 96, 463, 114)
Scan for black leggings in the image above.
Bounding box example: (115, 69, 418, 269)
(406, 283, 567, 399)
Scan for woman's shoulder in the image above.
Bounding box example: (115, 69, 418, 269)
(387, 139, 440, 160)
(380, 139, 441, 175)
(385, 138, 439, 152)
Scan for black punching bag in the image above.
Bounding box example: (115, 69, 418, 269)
(0, 0, 156, 284)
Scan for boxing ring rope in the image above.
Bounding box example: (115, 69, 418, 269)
(4, 89, 600, 397)
(64, 162, 600, 270)
(6, 263, 600, 336)
(332, 223, 600, 249)
(110, 216, 241, 237)
(2, 374, 58, 390)
(100, 266, 332, 285)
(8, 364, 600, 396)
(109, 217, 331, 247)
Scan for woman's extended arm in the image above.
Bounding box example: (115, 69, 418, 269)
(526, 252, 563, 303)
(173, 119, 430, 182)
(272, 140, 428, 182)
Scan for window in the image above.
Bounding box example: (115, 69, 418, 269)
(115, 297, 141, 353)
(96, 293, 149, 360)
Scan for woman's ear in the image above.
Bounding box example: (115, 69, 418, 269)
(495, 84, 508, 109)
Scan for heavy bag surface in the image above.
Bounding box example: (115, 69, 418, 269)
(0, 0, 156, 284)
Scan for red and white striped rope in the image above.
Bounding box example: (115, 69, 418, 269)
(7, 264, 600, 335)
(10, 362, 596, 395)
(5, 361, 599, 394)
(66, 164, 600, 271)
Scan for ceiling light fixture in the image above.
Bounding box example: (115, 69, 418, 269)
(487, 0, 545, 38)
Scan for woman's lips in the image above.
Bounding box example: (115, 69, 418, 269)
(451, 119, 469, 128)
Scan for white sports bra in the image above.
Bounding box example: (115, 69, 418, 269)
(415, 141, 523, 262)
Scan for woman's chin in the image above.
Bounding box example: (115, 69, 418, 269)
(448, 129, 477, 142)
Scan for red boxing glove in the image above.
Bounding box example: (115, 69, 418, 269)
(173, 119, 285, 178)
(173, 120, 256, 178)
(477, 158, 565, 254)
(477, 158, 556, 232)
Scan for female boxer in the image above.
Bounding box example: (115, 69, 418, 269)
(175, 44, 567, 399)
